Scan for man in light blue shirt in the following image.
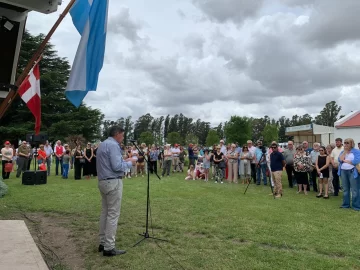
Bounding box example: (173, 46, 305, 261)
(96, 126, 133, 257)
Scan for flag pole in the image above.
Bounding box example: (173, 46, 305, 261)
(0, 0, 76, 119)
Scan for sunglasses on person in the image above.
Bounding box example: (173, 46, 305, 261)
(271, 146, 277, 149)
(344, 141, 350, 144)
(319, 149, 324, 152)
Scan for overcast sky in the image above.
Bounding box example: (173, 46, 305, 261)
(26, 0, 360, 125)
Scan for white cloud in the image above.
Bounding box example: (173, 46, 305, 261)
(25, 0, 360, 125)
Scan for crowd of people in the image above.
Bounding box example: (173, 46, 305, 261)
(2, 136, 360, 210)
(1, 140, 99, 180)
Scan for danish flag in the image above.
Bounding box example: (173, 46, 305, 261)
(18, 63, 41, 134)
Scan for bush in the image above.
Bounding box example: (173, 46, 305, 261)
(0, 179, 8, 198)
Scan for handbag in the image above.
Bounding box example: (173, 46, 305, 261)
(39, 163, 46, 171)
(4, 163, 13, 173)
(79, 158, 86, 164)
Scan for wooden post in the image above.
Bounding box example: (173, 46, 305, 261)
(0, 0, 76, 119)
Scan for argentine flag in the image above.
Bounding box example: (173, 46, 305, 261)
(65, 0, 109, 107)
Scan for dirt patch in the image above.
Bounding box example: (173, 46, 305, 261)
(12, 213, 87, 270)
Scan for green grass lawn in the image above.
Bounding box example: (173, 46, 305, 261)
(0, 166, 360, 270)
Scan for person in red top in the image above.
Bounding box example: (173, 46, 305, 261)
(54, 140, 65, 176)
(37, 144, 47, 168)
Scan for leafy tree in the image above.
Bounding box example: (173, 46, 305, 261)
(124, 116, 133, 145)
(133, 113, 153, 140)
(0, 31, 104, 144)
(206, 130, 220, 146)
(261, 124, 279, 146)
(216, 123, 225, 139)
(166, 132, 181, 145)
(139, 131, 155, 146)
(185, 133, 199, 145)
(315, 101, 342, 127)
(163, 115, 170, 142)
(168, 114, 179, 133)
(224, 116, 252, 145)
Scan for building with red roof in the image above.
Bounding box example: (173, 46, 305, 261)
(334, 111, 360, 147)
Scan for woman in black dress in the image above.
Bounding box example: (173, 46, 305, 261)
(74, 145, 84, 180)
(83, 143, 93, 179)
(91, 144, 98, 177)
(315, 146, 331, 199)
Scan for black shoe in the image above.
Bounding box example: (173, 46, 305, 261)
(316, 194, 323, 198)
(98, 245, 104, 252)
(103, 249, 126, 257)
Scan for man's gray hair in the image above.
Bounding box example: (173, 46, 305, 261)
(109, 126, 125, 137)
(313, 142, 320, 147)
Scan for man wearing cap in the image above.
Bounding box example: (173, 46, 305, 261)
(270, 142, 286, 198)
(171, 144, 180, 172)
(16, 141, 30, 178)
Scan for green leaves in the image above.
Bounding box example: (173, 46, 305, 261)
(0, 30, 104, 144)
(224, 116, 252, 145)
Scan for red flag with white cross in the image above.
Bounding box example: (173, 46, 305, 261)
(18, 63, 41, 134)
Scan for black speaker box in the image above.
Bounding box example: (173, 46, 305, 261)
(22, 171, 36, 185)
(35, 171, 47, 185)
(22, 171, 47, 185)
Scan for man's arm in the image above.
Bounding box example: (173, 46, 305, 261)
(109, 145, 132, 172)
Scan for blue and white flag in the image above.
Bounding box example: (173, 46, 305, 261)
(65, 0, 109, 107)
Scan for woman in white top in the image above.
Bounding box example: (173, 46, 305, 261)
(1, 141, 13, 179)
(338, 138, 360, 210)
(131, 145, 138, 178)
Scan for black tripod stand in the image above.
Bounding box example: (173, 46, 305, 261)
(131, 141, 168, 247)
(244, 151, 275, 199)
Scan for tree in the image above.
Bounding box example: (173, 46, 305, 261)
(185, 133, 199, 145)
(315, 101, 342, 127)
(0, 31, 104, 144)
(261, 124, 279, 146)
(124, 116, 133, 145)
(224, 116, 252, 145)
(166, 132, 182, 145)
(216, 123, 225, 139)
(139, 131, 155, 146)
(163, 115, 170, 142)
(206, 130, 219, 146)
(133, 113, 153, 140)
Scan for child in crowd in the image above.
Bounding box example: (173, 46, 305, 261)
(185, 165, 195, 180)
(203, 149, 211, 182)
(62, 150, 70, 179)
(196, 163, 206, 180)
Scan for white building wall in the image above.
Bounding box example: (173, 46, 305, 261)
(334, 128, 360, 148)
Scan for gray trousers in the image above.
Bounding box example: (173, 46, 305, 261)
(46, 157, 52, 176)
(98, 178, 123, 251)
(16, 157, 28, 177)
(162, 160, 172, 176)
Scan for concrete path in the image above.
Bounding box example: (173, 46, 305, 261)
(0, 220, 48, 270)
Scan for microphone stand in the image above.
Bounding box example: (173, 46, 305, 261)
(131, 141, 168, 247)
(244, 152, 275, 199)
